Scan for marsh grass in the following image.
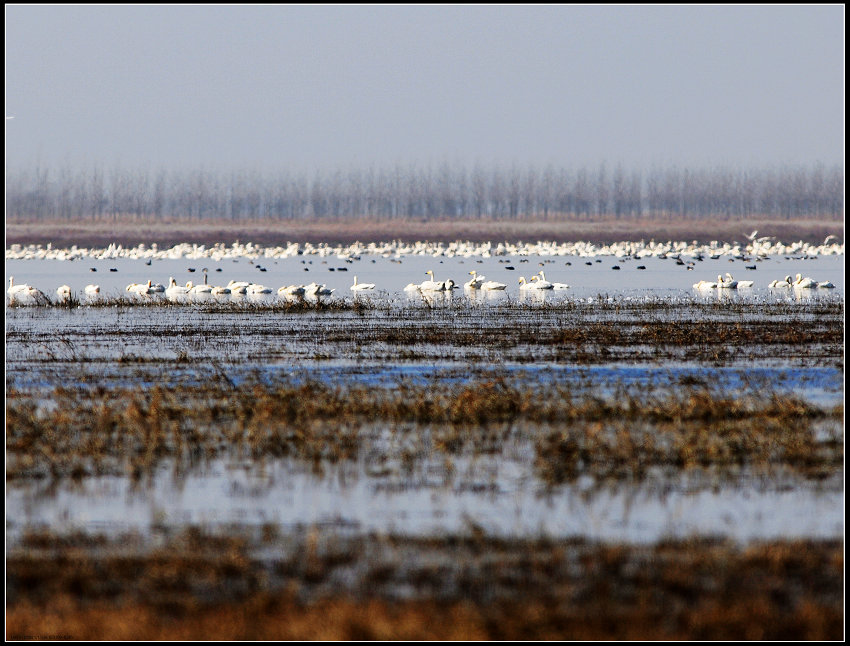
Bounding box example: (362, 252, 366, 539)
(6, 527, 843, 640)
(5, 292, 844, 641)
(6, 299, 843, 373)
(6, 380, 842, 482)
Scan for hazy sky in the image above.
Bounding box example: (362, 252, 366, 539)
(5, 4, 845, 172)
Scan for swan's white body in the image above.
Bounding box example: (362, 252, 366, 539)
(693, 280, 718, 289)
(350, 276, 375, 291)
(793, 273, 817, 289)
(727, 274, 754, 289)
(188, 280, 213, 294)
(227, 280, 251, 294)
(8, 276, 31, 295)
(278, 285, 306, 297)
(420, 270, 446, 291)
(480, 279, 507, 290)
(538, 271, 568, 289)
(247, 284, 272, 294)
(817, 280, 835, 289)
(315, 284, 334, 296)
(56, 285, 72, 300)
(84, 284, 100, 295)
(11, 283, 48, 304)
(165, 277, 189, 296)
(464, 271, 486, 289)
(126, 280, 154, 294)
(717, 274, 738, 289)
(519, 276, 553, 290)
(768, 276, 792, 288)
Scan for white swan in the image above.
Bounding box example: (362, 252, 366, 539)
(726, 273, 754, 289)
(247, 283, 272, 294)
(126, 280, 154, 294)
(165, 277, 189, 296)
(278, 284, 306, 297)
(464, 270, 486, 289)
(538, 271, 568, 289)
(56, 285, 72, 300)
(8, 276, 31, 295)
(84, 284, 100, 295)
(350, 275, 375, 291)
(316, 283, 336, 296)
(717, 274, 737, 289)
(308, 283, 334, 296)
(188, 280, 212, 294)
(199, 269, 230, 294)
(793, 273, 817, 289)
(768, 276, 793, 288)
(518, 276, 539, 290)
(12, 284, 49, 304)
(480, 279, 507, 291)
(817, 280, 835, 289)
(528, 275, 554, 290)
(693, 279, 718, 289)
(420, 270, 446, 291)
(227, 280, 251, 294)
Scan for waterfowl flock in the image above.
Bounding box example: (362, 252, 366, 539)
(6, 235, 843, 263)
(5, 236, 842, 305)
(7, 259, 840, 305)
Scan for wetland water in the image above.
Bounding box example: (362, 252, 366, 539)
(5, 246, 845, 639)
(5, 248, 844, 545)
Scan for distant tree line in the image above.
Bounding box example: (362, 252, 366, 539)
(5, 162, 843, 223)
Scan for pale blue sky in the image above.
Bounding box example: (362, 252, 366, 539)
(5, 4, 845, 172)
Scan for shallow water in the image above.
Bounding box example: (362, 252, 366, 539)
(5, 249, 845, 547)
(6, 455, 843, 544)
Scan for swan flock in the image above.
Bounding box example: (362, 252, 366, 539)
(6, 236, 841, 305)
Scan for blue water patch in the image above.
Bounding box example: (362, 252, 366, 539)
(8, 361, 842, 407)
(226, 362, 843, 406)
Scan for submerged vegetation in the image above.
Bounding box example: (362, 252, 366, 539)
(5, 293, 844, 640)
(6, 380, 843, 483)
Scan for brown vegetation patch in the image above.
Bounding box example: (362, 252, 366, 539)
(6, 381, 842, 482)
(6, 530, 843, 640)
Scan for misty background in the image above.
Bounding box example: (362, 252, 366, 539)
(4, 5, 844, 223)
